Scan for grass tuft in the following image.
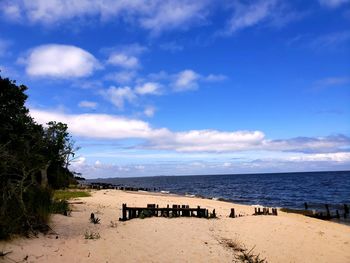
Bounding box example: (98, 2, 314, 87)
(53, 190, 91, 200)
(84, 230, 100, 240)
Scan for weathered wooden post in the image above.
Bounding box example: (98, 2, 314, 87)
(304, 202, 308, 210)
(344, 204, 349, 214)
(121, 203, 127, 221)
(212, 209, 216, 218)
(336, 210, 340, 219)
(230, 208, 235, 218)
(197, 206, 201, 217)
(325, 204, 330, 218)
(166, 204, 170, 217)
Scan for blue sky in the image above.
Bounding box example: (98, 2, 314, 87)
(1, 0, 349, 178)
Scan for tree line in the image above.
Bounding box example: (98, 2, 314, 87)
(0, 75, 79, 239)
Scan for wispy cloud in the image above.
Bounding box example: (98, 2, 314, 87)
(310, 31, 350, 50)
(226, 0, 278, 34)
(314, 76, 350, 89)
(22, 44, 100, 78)
(78, 100, 98, 110)
(0, 0, 212, 35)
(319, 0, 350, 8)
(0, 38, 11, 57)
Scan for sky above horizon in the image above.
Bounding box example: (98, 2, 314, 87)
(1, 0, 350, 178)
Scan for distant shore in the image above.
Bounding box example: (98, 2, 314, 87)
(1, 189, 350, 263)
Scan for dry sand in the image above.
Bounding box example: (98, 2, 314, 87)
(1, 189, 350, 263)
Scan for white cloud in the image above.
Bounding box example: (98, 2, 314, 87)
(23, 44, 99, 78)
(148, 130, 266, 152)
(287, 152, 350, 162)
(144, 106, 156, 117)
(227, 0, 277, 34)
(204, 74, 227, 82)
(105, 71, 136, 84)
(314, 76, 350, 89)
(107, 53, 139, 69)
(173, 69, 200, 91)
(0, 39, 11, 57)
(30, 109, 350, 154)
(319, 0, 350, 8)
(30, 108, 169, 139)
(1, 0, 211, 34)
(135, 82, 161, 95)
(139, 1, 209, 35)
(310, 31, 350, 50)
(78, 100, 98, 109)
(102, 86, 136, 109)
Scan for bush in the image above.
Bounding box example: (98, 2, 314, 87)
(51, 200, 70, 216)
(0, 186, 52, 239)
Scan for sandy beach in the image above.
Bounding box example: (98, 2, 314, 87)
(1, 189, 350, 263)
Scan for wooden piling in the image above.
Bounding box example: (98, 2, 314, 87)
(230, 208, 235, 218)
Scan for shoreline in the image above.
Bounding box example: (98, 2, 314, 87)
(83, 183, 350, 226)
(1, 189, 350, 262)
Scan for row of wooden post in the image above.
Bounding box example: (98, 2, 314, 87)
(253, 207, 278, 216)
(119, 204, 278, 221)
(119, 203, 211, 221)
(304, 202, 349, 220)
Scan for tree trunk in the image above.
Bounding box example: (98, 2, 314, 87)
(40, 163, 50, 187)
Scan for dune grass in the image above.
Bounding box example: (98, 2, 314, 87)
(53, 190, 91, 200)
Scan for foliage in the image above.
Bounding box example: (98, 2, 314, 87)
(51, 200, 70, 215)
(53, 190, 91, 200)
(139, 209, 153, 219)
(84, 230, 100, 239)
(221, 239, 267, 263)
(0, 75, 79, 239)
(90, 217, 101, 224)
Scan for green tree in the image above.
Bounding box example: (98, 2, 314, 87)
(0, 75, 78, 238)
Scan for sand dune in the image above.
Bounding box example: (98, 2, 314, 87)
(1, 190, 350, 263)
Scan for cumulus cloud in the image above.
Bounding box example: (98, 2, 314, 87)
(29, 109, 350, 154)
(105, 71, 136, 84)
(173, 69, 200, 91)
(135, 82, 161, 95)
(144, 106, 156, 117)
(102, 86, 136, 109)
(30, 108, 169, 139)
(23, 44, 99, 78)
(107, 53, 139, 69)
(78, 100, 98, 109)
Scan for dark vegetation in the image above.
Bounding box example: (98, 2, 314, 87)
(0, 75, 80, 239)
(220, 239, 267, 263)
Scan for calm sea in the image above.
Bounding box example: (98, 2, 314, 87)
(91, 171, 350, 210)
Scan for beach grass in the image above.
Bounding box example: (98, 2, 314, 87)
(53, 190, 91, 200)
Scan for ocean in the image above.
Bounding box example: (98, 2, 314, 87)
(90, 170, 350, 210)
